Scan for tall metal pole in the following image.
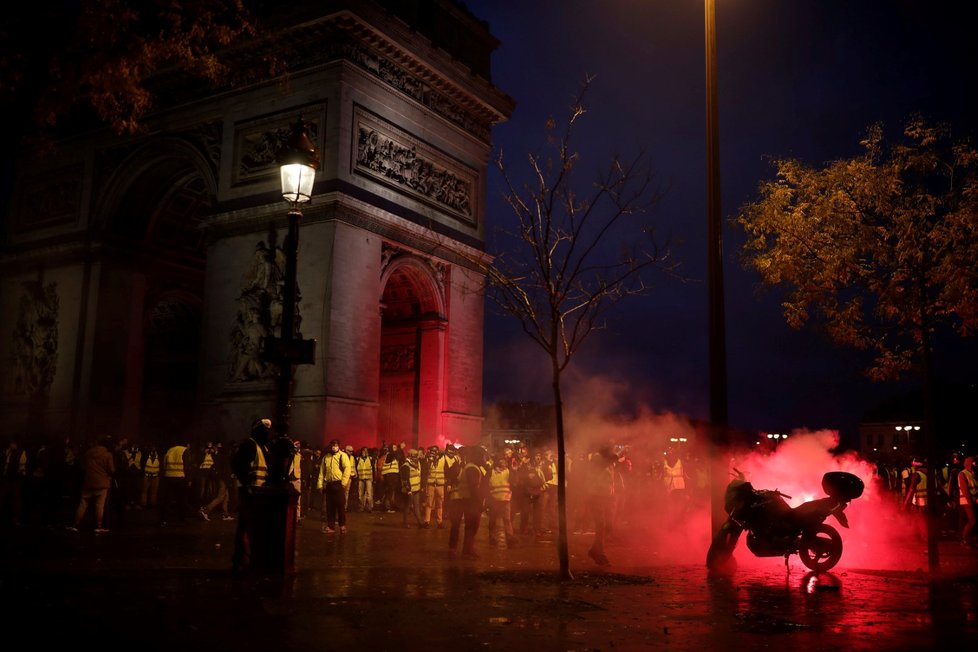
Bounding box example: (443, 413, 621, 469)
(705, 0, 730, 536)
(276, 209, 302, 438)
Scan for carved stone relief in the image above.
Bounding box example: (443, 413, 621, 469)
(380, 344, 416, 373)
(11, 280, 59, 396)
(233, 109, 324, 187)
(227, 239, 302, 382)
(354, 106, 476, 224)
(332, 37, 492, 142)
(381, 242, 449, 300)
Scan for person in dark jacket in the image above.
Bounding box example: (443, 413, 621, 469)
(67, 436, 115, 533)
(446, 445, 488, 560)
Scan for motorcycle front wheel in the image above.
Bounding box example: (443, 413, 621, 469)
(798, 523, 843, 572)
(706, 521, 742, 572)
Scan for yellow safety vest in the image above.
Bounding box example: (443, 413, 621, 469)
(244, 442, 268, 488)
(489, 467, 512, 501)
(164, 446, 187, 478)
(382, 457, 400, 476)
(449, 463, 485, 500)
(144, 456, 161, 477)
(545, 460, 558, 487)
(289, 452, 301, 482)
(427, 456, 446, 486)
(912, 470, 927, 507)
(959, 469, 977, 505)
(356, 456, 374, 481)
(318, 452, 351, 486)
(663, 458, 685, 491)
(128, 451, 142, 470)
(405, 462, 422, 493)
(199, 453, 214, 470)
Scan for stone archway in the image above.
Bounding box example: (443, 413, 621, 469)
(98, 140, 215, 443)
(140, 293, 202, 446)
(378, 256, 446, 450)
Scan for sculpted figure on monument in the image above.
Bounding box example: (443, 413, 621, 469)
(12, 280, 59, 396)
(228, 240, 294, 382)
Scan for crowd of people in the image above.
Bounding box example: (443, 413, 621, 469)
(0, 433, 239, 533)
(22, 425, 975, 568)
(873, 452, 978, 548)
(0, 423, 718, 570)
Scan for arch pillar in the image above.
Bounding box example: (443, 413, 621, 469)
(416, 316, 447, 448)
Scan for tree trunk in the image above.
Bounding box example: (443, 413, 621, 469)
(552, 356, 572, 581)
(920, 316, 940, 574)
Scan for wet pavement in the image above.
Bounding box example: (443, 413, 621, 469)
(2, 506, 977, 651)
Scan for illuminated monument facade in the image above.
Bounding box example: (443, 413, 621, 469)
(0, 1, 513, 449)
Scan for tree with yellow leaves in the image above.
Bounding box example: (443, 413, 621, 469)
(736, 116, 978, 572)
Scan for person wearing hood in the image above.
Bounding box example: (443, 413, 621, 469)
(317, 439, 352, 534)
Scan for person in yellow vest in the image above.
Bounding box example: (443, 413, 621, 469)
(317, 439, 352, 534)
(159, 439, 192, 525)
(487, 453, 518, 548)
(422, 445, 447, 528)
(355, 447, 374, 512)
(127, 443, 143, 509)
(198, 442, 217, 503)
(400, 448, 424, 528)
(230, 418, 271, 573)
(288, 439, 302, 522)
(140, 446, 161, 508)
(663, 450, 686, 493)
(446, 445, 488, 560)
(381, 446, 402, 513)
(344, 445, 358, 511)
(903, 458, 928, 542)
(200, 442, 234, 522)
(958, 456, 977, 548)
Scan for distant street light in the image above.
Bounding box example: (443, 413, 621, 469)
(766, 432, 787, 450)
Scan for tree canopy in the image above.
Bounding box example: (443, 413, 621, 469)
(736, 116, 978, 382)
(0, 0, 261, 139)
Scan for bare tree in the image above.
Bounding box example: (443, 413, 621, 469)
(484, 78, 674, 580)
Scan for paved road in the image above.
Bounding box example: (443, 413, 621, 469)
(2, 505, 977, 651)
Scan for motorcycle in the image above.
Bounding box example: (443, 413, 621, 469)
(706, 468, 864, 573)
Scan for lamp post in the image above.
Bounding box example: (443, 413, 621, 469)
(705, 0, 729, 535)
(264, 116, 320, 440)
(246, 116, 320, 576)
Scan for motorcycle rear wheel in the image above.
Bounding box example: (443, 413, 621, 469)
(706, 521, 742, 572)
(798, 523, 843, 572)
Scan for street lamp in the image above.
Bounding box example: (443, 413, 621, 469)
(705, 0, 729, 536)
(264, 116, 320, 439)
(248, 116, 321, 576)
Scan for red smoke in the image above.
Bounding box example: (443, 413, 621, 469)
(557, 375, 921, 572)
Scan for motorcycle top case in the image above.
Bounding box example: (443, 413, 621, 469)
(821, 471, 864, 500)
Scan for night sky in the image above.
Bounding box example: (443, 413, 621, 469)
(465, 0, 978, 445)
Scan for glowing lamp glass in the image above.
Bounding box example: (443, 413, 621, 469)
(281, 163, 316, 204)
